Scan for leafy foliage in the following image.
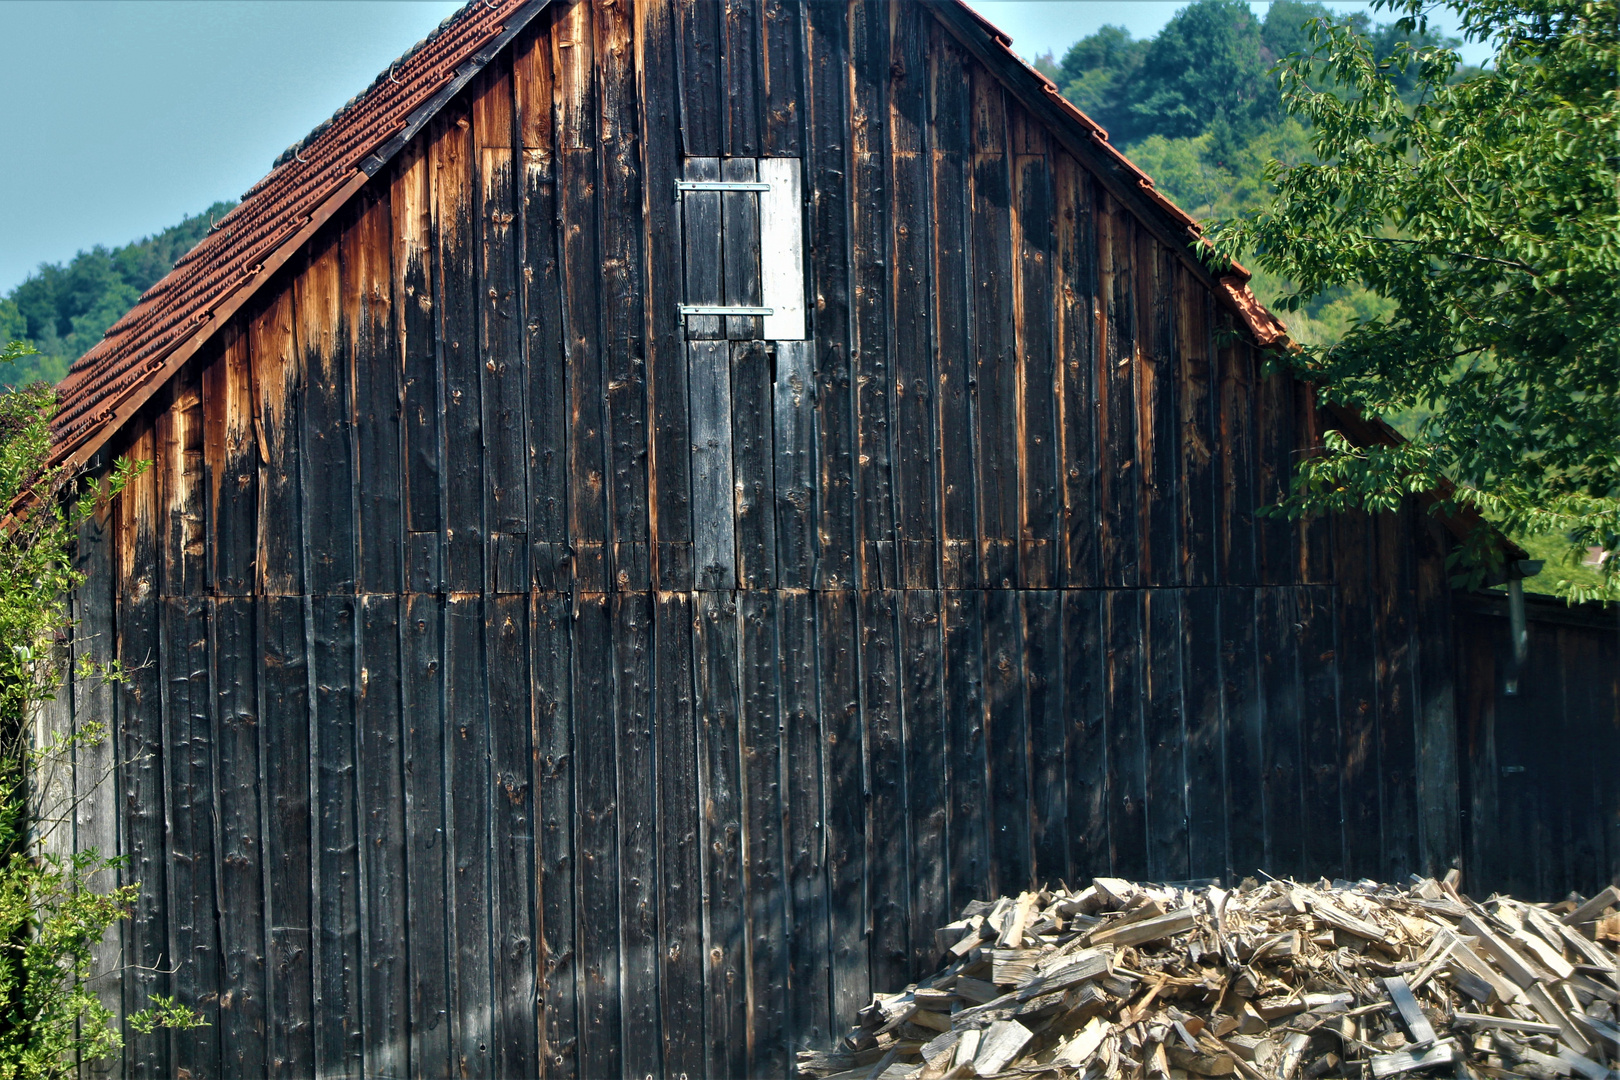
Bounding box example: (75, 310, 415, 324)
(1209, 0, 1620, 601)
(0, 203, 234, 387)
(0, 342, 197, 1077)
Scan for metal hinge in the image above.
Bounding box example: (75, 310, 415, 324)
(675, 180, 772, 192)
(679, 305, 774, 316)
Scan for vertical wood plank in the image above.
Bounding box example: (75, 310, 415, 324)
(733, 339, 777, 588)
(1063, 590, 1108, 881)
(297, 235, 356, 597)
(596, 0, 652, 591)
(983, 589, 1032, 893)
(392, 139, 442, 593)
(573, 592, 621, 1079)
(431, 101, 485, 594)
(1294, 382, 1333, 584)
(722, 0, 762, 155)
(1176, 266, 1216, 588)
(532, 591, 579, 1078)
(928, 27, 978, 589)
(1104, 590, 1146, 878)
(695, 590, 746, 1079)
(1180, 587, 1227, 880)
(1097, 196, 1139, 588)
(632, 1, 694, 590)
(780, 588, 829, 1056)
(817, 589, 867, 1033)
(357, 596, 406, 1079)
(888, 4, 938, 590)
(674, 0, 723, 157)
(1220, 587, 1263, 880)
(1012, 129, 1058, 590)
(1374, 509, 1419, 880)
(1054, 156, 1099, 588)
(473, 68, 529, 594)
(689, 340, 737, 589)
(861, 590, 908, 994)
(515, 24, 571, 592)
(760, 0, 803, 155)
(489, 594, 539, 1077)
(311, 595, 360, 1079)
(654, 591, 704, 1076)
(1256, 363, 1297, 585)
(402, 593, 452, 1077)
(203, 326, 258, 595)
(772, 340, 818, 588)
(1216, 332, 1258, 586)
(347, 193, 402, 595)
(116, 425, 171, 1080)
(445, 595, 492, 1078)
(942, 589, 988, 911)
(804, 0, 856, 589)
(251, 290, 303, 596)
(1258, 586, 1303, 877)
(900, 588, 947, 969)
(681, 157, 724, 342)
(740, 591, 788, 1079)
(1297, 585, 1346, 879)
(1144, 588, 1188, 882)
(1023, 590, 1067, 885)
(969, 67, 1019, 588)
(1334, 510, 1382, 879)
(1139, 240, 1180, 586)
(721, 157, 762, 342)
(614, 592, 660, 1079)
(1411, 517, 1458, 878)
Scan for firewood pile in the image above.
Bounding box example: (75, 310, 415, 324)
(799, 877, 1620, 1080)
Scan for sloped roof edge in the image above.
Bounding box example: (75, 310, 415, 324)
(49, 0, 555, 475)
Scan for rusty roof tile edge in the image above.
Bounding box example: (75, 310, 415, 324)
(48, 0, 555, 477)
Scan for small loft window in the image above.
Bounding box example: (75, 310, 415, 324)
(677, 157, 805, 341)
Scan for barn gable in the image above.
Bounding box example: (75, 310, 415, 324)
(38, 2, 1617, 1078)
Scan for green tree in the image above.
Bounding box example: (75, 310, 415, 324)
(1210, 0, 1620, 600)
(0, 342, 196, 1077)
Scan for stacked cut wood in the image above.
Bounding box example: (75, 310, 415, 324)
(799, 877, 1620, 1080)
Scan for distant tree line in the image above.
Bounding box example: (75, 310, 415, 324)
(0, 202, 235, 387)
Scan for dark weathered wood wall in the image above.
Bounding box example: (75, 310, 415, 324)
(48, 1, 1592, 1077)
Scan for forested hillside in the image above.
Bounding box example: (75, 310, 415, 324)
(0, 201, 235, 386)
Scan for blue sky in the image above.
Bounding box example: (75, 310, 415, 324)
(0, 1, 1487, 295)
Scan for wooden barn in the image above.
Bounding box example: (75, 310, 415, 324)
(35, 0, 1618, 1076)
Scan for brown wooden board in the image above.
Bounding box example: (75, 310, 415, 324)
(1216, 332, 1257, 586)
(721, 153, 762, 342)
(900, 590, 947, 970)
(202, 327, 257, 595)
(1054, 158, 1099, 589)
(653, 591, 705, 1075)
(1374, 509, 1419, 880)
(850, 0, 898, 590)
(733, 339, 778, 587)
(1176, 265, 1216, 588)
(674, 0, 723, 157)
(489, 595, 539, 1076)
(430, 103, 485, 593)
(1180, 586, 1227, 879)
(862, 590, 910, 993)
(572, 592, 621, 1079)
(596, 0, 651, 590)
(805, 0, 856, 589)
(1255, 365, 1297, 586)
(943, 589, 989, 910)
(250, 289, 303, 596)
(401, 593, 452, 1077)
(1013, 124, 1058, 589)
(723, 0, 762, 155)
(780, 587, 830, 1056)
(1105, 590, 1146, 878)
(818, 589, 868, 1032)
(296, 234, 357, 595)
(346, 192, 403, 594)
(1138, 239, 1180, 587)
(695, 590, 746, 1078)
(311, 595, 361, 1077)
(1144, 588, 1188, 882)
(1096, 195, 1139, 588)
(445, 595, 493, 1077)
(1258, 586, 1303, 876)
(680, 156, 724, 343)
(532, 591, 579, 1078)
(1023, 590, 1067, 885)
(1220, 587, 1263, 880)
(741, 590, 788, 1078)
(1296, 585, 1346, 878)
(1063, 589, 1108, 880)
(969, 66, 1019, 588)
(760, 0, 803, 154)
(357, 595, 408, 1078)
(983, 588, 1032, 893)
(1334, 511, 1382, 879)
(613, 592, 660, 1079)
(391, 139, 442, 593)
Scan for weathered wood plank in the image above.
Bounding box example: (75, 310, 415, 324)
(733, 339, 777, 587)
(1221, 587, 1263, 880)
(1138, 238, 1180, 586)
(723, 0, 761, 155)
(473, 67, 528, 593)
(203, 326, 257, 595)
(311, 595, 360, 1078)
(595, 0, 651, 591)
(970, 66, 1019, 588)
(1013, 130, 1058, 589)
(1181, 585, 1226, 880)
(779, 587, 830, 1057)
(929, 25, 978, 589)
(1054, 156, 1099, 588)
(555, 5, 607, 593)
(532, 591, 578, 1078)
(1097, 194, 1139, 588)
(680, 156, 724, 342)
(983, 588, 1032, 893)
(260, 591, 314, 1079)
(674, 0, 723, 157)
(862, 590, 909, 993)
(772, 339, 817, 588)
(572, 592, 621, 1079)
(1023, 589, 1067, 885)
(943, 589, 989, 911)
(296, 234, 357, 596)
(720, 137, 762, 344)
(489, 594, 538, 1077)
(250, 289, 303, 596)
(1176, 264, 1216, 587)
(1144, 588, 1188, 882)
(357, 595, 407, 1079)
(689, 340, 736, 590)
(345, 192, 401, 594)
(653, 591, 704, 1076)
(391, 138, 441, 593)
(1105, 590, 1146, 878)
(1063, 589, 1108, 881)
(614, 592, 660, 1080)
(804, 0, 855, 589)
(695, 590, 746, 1078)
(901, 590, 947, 974)
(1259, 586, 1303, 877)
(1374, 508, 1419, 880)
(741, 590, 788, 1079)
(818, 588, 867, 1035)
(430, 102, 484, 593)
(445, 595, 492, 1078)
(1334, 510, 1382, 879)
(760, 0, 803, 155)
(850, 0, 898, 590)
(401, 593, 452, 1078)
(1256, 362, 1296, 585)
(1297, 585, 1346, 878)
(889, 5, 938, 589)
(1216, 330, 1257, 585)
(514, 23, 570, 592)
